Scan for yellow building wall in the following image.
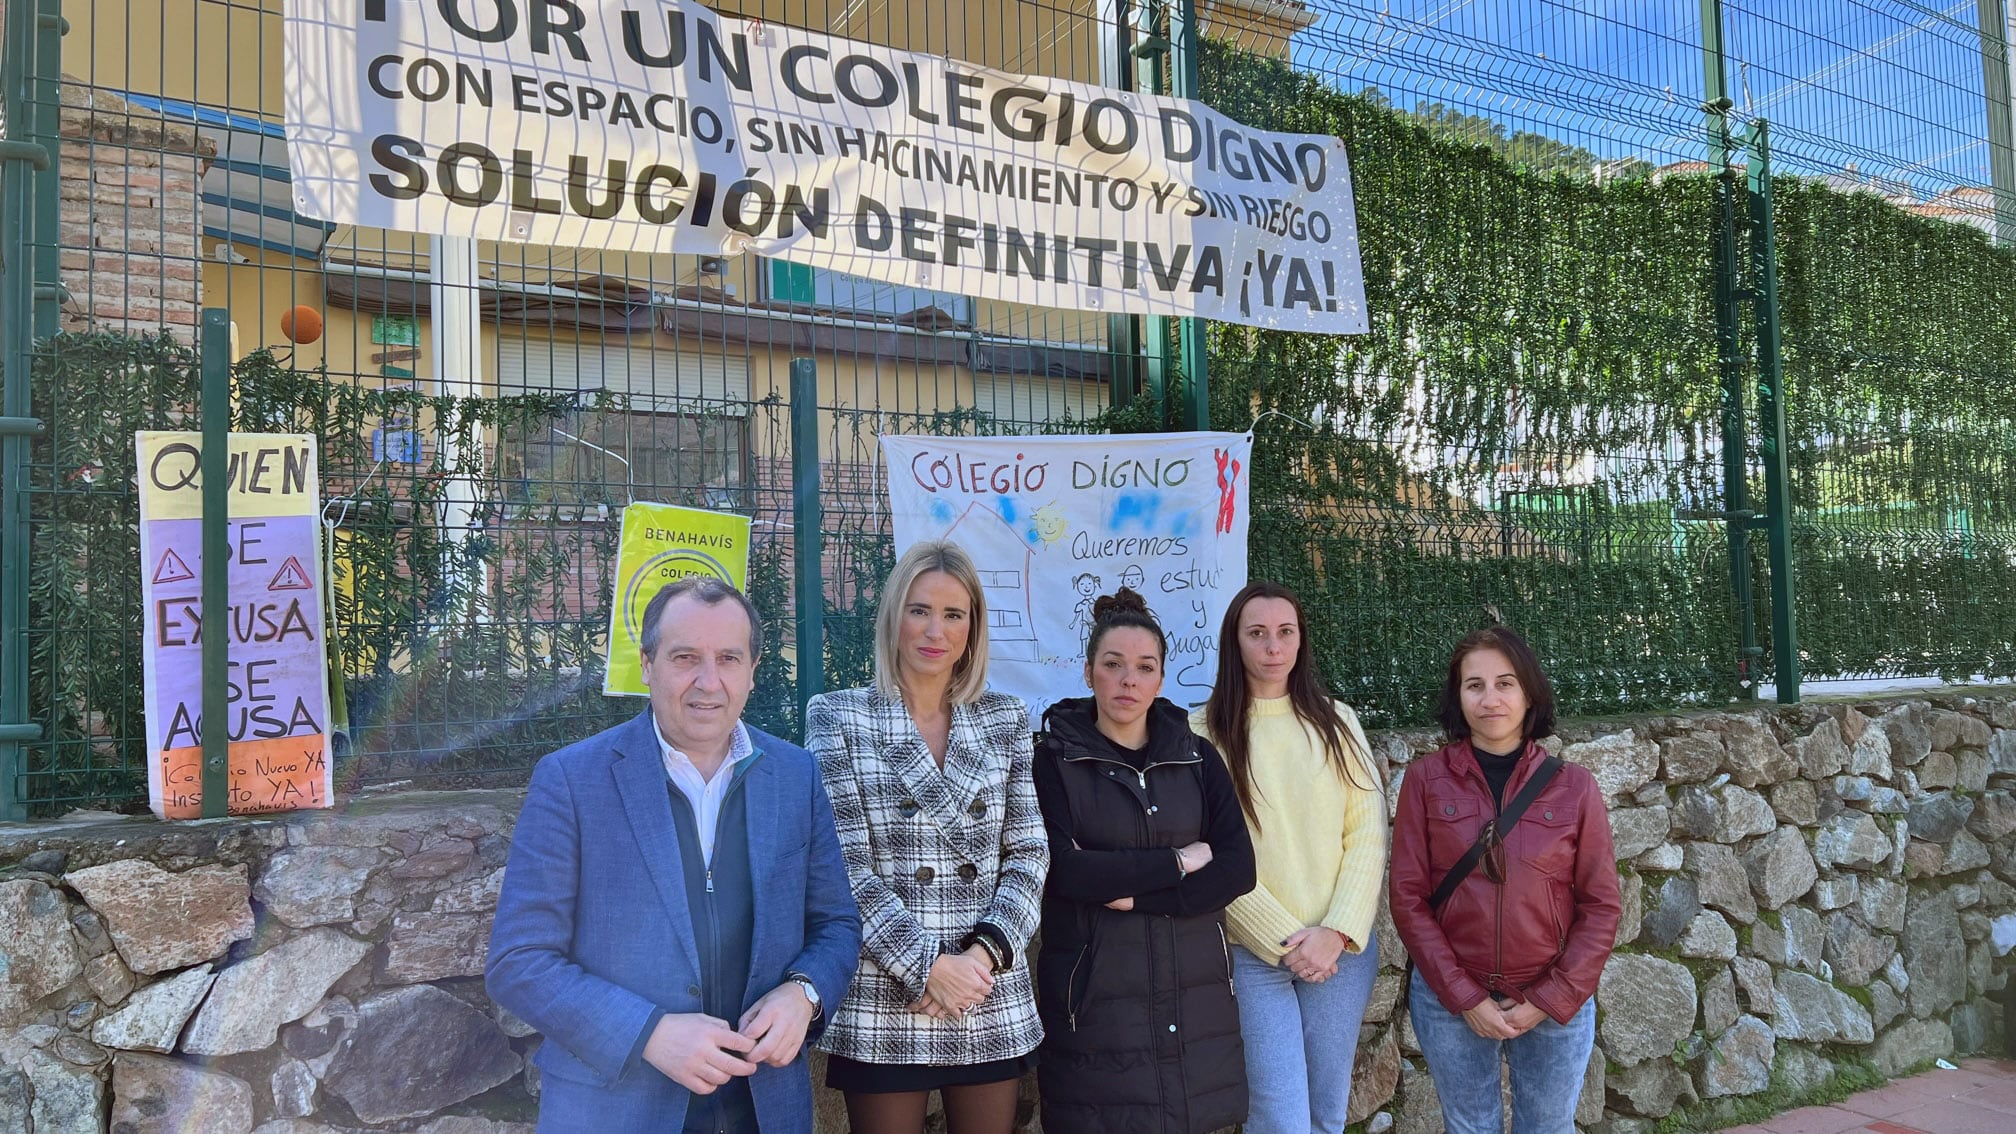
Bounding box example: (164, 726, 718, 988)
(200, 246, 1090, 469)
(62, 0, 1301, 115)
(64, 0, 286, 115)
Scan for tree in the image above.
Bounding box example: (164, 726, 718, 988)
(1405, 97, 1650, 180)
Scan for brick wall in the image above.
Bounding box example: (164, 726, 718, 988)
(750, 451, 892, 614)
(54, 81, 213, 341)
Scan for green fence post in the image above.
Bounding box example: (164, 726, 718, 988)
(1106, 320, 1139, 411)
(1134, 0, 1172, 422)
(1702, 0, 1761, 699)
(789, 359, 824, 726)
(1102, 0, 1141, 412)
(0, 0, 49, 820)
(1746, 122, 1799, 703)
(200, 309, 232, 819)
(1172, 0, 1210, 430)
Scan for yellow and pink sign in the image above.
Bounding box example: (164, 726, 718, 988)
(136, 431, 333, 819)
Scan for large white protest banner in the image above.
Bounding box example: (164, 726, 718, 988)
(882, 432, 1250, 725)
(284, 1, 1365, 333)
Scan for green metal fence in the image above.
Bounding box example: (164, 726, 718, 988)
(4, 0, 2015, 815)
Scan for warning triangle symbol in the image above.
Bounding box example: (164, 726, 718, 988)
(267, 556, 314, 592)
(152, 548, 195, 585)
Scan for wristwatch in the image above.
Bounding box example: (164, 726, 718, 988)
(786, 972, 822, 1018)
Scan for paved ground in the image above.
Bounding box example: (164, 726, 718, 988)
(1723, 1058, 2016, 1134)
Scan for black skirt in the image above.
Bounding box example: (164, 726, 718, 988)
(824, 1051, 1037, 1094)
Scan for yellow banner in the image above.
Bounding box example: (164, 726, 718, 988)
(136, 432, 319, 520)
(605, 503, 752, 697)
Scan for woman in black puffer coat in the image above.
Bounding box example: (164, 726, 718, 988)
(1033, 588, 1256, 1134)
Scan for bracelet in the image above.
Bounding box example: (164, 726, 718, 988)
(1174, 847, 1189, 877)
(960, 931, 1009, 973)
(977, 935, 1007, 973)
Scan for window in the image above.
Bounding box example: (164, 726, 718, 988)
(498, 407, 747, 513)
(493, 339, 752, 515)
(767, 259, 973, 323)
(972, 373, 1108, 426)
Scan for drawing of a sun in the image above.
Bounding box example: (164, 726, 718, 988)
(1030, 503, 1069, 546)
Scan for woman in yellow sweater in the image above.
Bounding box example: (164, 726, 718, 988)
(1191, 582, 1388, 1134)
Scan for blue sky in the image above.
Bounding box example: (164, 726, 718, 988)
(1288, 1, 2000, 198)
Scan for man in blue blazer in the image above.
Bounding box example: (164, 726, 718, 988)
(488, 577, 862, 1134)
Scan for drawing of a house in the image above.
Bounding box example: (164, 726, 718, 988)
(944, 502, 1039, 663)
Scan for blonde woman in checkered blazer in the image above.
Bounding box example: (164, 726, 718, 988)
(806, 540, 1050, 1134)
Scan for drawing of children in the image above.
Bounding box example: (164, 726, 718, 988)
(1070, 572, 1101, 643)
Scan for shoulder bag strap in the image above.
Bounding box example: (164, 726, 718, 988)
(1426, 755, 1564, 912)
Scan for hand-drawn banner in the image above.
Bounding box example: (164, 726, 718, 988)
(605, 501, 752, 696)
(284, 1, 1365, 333)
(136, 432, 334, 820)
(882, 432, 1251, 725)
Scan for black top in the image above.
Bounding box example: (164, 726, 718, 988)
(667, 773, 758, 1134)
(1473, 742, 1521, 812)
(1101, 728, 1154, 770)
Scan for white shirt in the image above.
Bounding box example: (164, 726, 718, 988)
(654, 718, 753, 867)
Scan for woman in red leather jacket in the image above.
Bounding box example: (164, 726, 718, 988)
(1388, 627, 1620, 1134)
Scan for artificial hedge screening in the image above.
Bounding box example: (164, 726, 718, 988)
(1190, 39, 2016, 726)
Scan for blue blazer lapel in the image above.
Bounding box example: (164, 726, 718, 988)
(610, 712, 703, 980)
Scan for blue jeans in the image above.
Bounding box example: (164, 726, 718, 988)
(1408, 968, 1594, 1134)
(1231, 937, 1380, 1134)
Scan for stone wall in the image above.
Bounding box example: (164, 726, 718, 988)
(0, 691, 2011, 1133)
(0, 794, 528, 1134)
(1350, 690, 2016, 1133)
